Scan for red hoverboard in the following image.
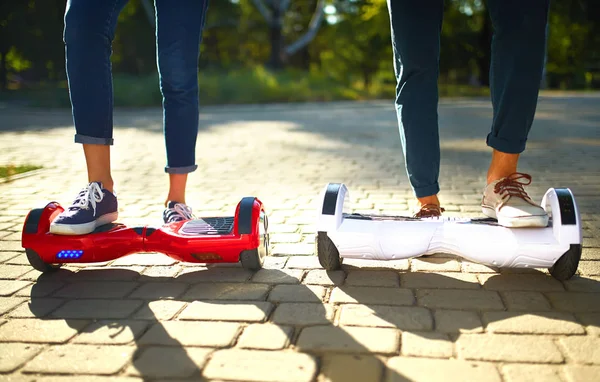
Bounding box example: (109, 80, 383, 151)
(21, 197, 270, 273)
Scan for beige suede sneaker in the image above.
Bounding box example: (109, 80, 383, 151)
(481, 172, 548, 228)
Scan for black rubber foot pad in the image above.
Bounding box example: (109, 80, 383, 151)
(180, 217, 234, 235)
(344, 213, 500, 225)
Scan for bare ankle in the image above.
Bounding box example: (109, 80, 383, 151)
(417, 194, 440, 208)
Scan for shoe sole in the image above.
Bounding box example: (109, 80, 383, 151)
(482, 206, 548, 228)
(49, 212, 119, 235)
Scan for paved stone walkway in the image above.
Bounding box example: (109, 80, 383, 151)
(0, 94, 599, 381)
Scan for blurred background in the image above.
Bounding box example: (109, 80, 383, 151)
(1, 0, 599, 107)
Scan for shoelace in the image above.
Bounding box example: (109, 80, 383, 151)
(167, 203, 194, 222)
(494, 172, 533, 202)
(70, 182, 104, 215)
(414, 204, 445, 218)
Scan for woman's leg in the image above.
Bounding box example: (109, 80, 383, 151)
(50, 0, 129, 235)
(387, 0, 444, 214)
(482, 0, 550, 227)
(155, 0, 209, 222)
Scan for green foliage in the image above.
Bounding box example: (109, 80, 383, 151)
(0, 0, 598, 96)
(0, 164, 42, 178)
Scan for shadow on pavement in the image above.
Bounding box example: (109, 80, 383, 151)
(20, 257, 600, 381)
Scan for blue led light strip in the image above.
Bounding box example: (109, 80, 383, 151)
(56, 250, 84, 259)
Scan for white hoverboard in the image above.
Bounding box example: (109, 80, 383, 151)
(315, 183, 582, 280)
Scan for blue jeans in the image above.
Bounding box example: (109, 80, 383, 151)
(64, 0, 209, 174)
(387, 0, 550, 198)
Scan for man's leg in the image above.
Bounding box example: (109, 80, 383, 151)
(50, 0, 129, 235)
(482, 0, 550, 227)
(387, 0, 444, 215)
(155, 0, 209, 222)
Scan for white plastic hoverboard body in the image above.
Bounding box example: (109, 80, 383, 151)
(315, 183, 582, 280)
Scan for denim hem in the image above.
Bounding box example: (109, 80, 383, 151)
(74, 134, 114, 145)
(486, 134, 526, 154)
(165, 164, 198, 174)
(413, 182, 440, 199)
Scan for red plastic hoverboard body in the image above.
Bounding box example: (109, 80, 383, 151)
(21, 197, 270, 273)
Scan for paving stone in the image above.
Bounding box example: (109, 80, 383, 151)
(401, 272, 479, 289)
(261, 256, 288, 269)
(478, 274, 564, 291)
(51, 299, 144, 319)
(339, 304, 432, 330)
(181, 282, 269, 301)
(237, 324, 293, 350)
(578, 313, 600, 336)
(501, 364, 561, 382)
(582, 248, 600, 261)
(461, 261, 497, 273)
(272, 303, 334, 325)
(53, 281, 139, 298)
(484, 311, 585, 334)
(138, 321, 240, 347)
(251, 268, 303, 284)
(345, 271, 399, 287)
(579, 261, 600, 275)
(329, 286, 414, 306)
(563, 365, 600, 382)
(127, 282, 187, 299)
(268, 285, 326, 302)
(296, 325, 399, 354)
(546, 292, 600, 312)
(203, 349, 317, 382)
(559, 336, 600, 364)
(319, 354, 383, 382)
(23, 344, 135, 374)
(401, 331, 453, 358)
(417, 289, 505, 310)
(8, 298, 64, 318)
(0, 251, 19, 263)
(411, 258, 462, 272)
(176, 267, 253, 283)
(434, 310, 484, 333)
(341, 259, 409, 271)
(285, 256, 323, 269)
(127, 347, 212, 379)
(15, 280, 66, 298)
(73, 320, 149, 344)
(139, 265, 183, 280)
(385, 357, 501, 382)
(0, 343, 43, 372)
(178, 301, 272, 322)
(0, 280, 31, 296)
(0, 240, 21, 251)
(501, 291, 552, 311)
(272, 243, 314, 256)
(132, 300, 187, 320)
(0, 297, 27, 315)
(69, 267, 144, 281)
(563, 276, 600, 292)
(303, 270, 346, 285)
(0, 318, 89, 343)
(457, 334, 563, 363)
(0, 265, 33, 279)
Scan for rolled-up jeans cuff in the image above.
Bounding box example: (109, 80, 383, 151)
(75, 134, 114, 145)
(413, 182, 440, 199)
(165, 165, 198, 174)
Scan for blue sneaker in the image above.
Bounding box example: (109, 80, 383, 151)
(49, 182, 118, 235)
(163, 201, 195, 224)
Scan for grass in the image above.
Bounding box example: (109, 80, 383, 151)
(0, 67, 492, 108)
(0, 165, 42, 179)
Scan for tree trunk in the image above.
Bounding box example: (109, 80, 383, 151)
(0, 45, 7, 91)
(267, 4, 284, 70)
(477, 0, 492, 87)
